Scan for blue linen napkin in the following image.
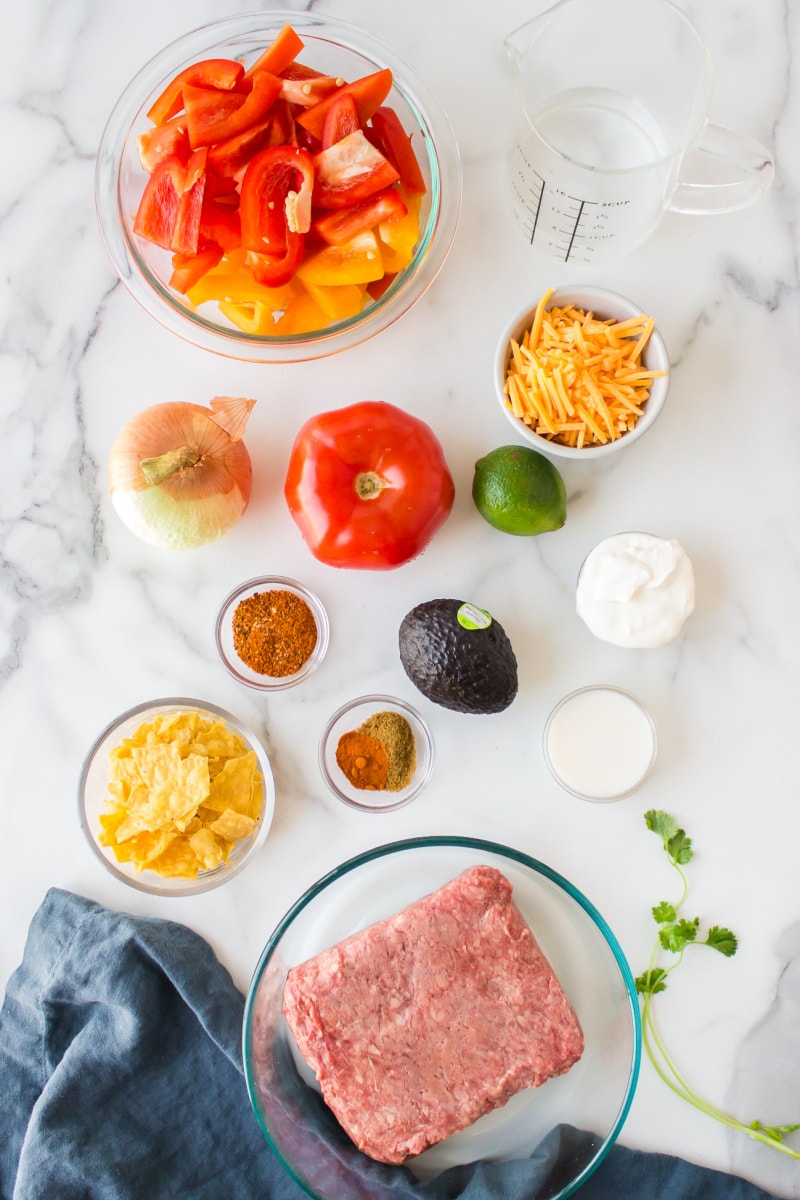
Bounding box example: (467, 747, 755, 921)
(0, 889, 779, 1200)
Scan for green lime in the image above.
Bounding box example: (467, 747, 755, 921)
(472, 445, 567, 536)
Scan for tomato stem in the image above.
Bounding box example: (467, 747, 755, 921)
(354, 471, 385, 500)
(140, 445, 202, 485)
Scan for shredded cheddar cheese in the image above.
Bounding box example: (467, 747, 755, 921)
(503, 288, 665, 448)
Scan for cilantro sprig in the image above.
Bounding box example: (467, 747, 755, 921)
(635, 810, 800, 1158)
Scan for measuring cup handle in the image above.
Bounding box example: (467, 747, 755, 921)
(668, 122, 774, 215)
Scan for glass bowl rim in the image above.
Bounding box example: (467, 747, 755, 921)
(242, 833, 642, 1199)
(494, 285, 670, 460)
(215, 575, 330, 691)
(542, 684, 658, 802)
(94, 9, 462, 363)
(77, 694, 276, 896)
(318, 693, 434, 813)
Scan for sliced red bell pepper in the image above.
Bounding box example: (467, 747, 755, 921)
(297, 68, 393, 140)
(279, 63, 343, 108)
(184, 71, 282, 149)
(147, 59, 245, 126)
(169, 244, 223, 293)
(368, 106, 426, 196)
(132, 155, 188, 249)
(206, 119, 274, 178)
(199, 196, 241, 251)
(133, 149, 207, 252)
(240, 145, 315, 250)
(247, 236, 305, 287)
(171, 150, 208, 255)
(312, 187, 407, 245)
(243, 23, 304, 80)
(366, 272, 397, 300)
(137, 116, 189, 173)
(320, 92, 361, 150)
(313, 130, 399, 210)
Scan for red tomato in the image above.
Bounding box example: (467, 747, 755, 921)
(284, 401, 455, 570)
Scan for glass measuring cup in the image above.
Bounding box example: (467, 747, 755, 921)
(505, 0, 774, 263)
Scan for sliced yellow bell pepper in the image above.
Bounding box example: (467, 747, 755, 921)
(273, 291, 332, 336)
(377, 194, 421, 274)
(297, 279, 366, 322)
(217, 299, 280, 335)
(297, 230, 384, 287)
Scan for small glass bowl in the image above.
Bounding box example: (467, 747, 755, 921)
(94, 12, 461, 363)
(78, 697, 276, 895)
(216, 577, 330, 692)
(543, 685, 658, 803)
(319, 694, 433, 812)
(494, 286, 670, 459)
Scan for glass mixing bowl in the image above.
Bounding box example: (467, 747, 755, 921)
(95, 12, 462, 363)
(243, 836, 641, 1199)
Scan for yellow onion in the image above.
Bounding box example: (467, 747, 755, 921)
(108, 396, 255, 549)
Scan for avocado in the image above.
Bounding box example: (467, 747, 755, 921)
(398, 598, 518, 715)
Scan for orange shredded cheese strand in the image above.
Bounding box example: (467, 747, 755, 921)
(503, 291, 664, 448)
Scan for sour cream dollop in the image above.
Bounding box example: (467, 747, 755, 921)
(576, 532, 695, 648)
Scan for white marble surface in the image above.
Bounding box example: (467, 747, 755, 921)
(2, 0, 799, 1194)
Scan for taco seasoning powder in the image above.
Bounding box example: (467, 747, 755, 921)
(232, 589, 318, 677)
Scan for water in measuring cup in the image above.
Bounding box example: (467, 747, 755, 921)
(510, 87, 671, 262)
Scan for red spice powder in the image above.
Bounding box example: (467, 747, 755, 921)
(232, 589, 317, 677)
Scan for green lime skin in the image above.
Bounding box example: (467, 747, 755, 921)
(472, 445, 567, 536)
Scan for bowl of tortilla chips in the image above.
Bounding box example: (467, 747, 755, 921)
(78, 697, 275, 895)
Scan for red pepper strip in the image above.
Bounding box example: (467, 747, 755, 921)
(132, 149, 207, 251)
(313, 130, 399, 210)
(133, 155, 189, 248)
(279, 64, 342, 108)
(206, 118, 274, 178)
(312, 187, 407, 245)
(169, 244, 223, 294)
(147, 58, 245, 126)
(297, 68, 393, 140)
(240, 145, 315, 251)
(366, 272, 397, 300)
(247, 236, 305, 288)
(320, 92, 361, 150)
(368, 106, 426, 196)
(243, 23, 304, 80)
(199, 197, 241, 251)
(137, 115, 189, 173)
(171, 149, 208, 254)
(184, 71, 282, 149)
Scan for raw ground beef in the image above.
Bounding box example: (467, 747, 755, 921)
(282, 864, 584, 1164)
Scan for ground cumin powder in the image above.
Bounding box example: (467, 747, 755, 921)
(335, 710, 416, 792)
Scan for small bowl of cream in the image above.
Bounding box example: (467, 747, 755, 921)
(543, 685, 657, 803)
(576, 532, 695, 649)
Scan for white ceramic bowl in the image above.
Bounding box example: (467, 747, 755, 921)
(319, 694, 433, 812)
(78, 697, 275, 895)
(243, 836, 641, 1198)
(494, 286, 669, 460)
(95, 12, 461, 363)
(216, 577, 330, 692)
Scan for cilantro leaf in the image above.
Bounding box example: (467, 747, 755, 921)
(635, 967, 668, 996)
(644, 810, 693, 865)
(705, 926, 738, 957)
(652, 901, 677, 924)
(660, 917, 699, 953)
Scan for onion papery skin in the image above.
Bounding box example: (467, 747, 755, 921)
(108, 400, 254, 550)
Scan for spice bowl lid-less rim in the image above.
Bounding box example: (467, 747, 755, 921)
(215, 576, 330, 691)
(319, 694, 434, 812)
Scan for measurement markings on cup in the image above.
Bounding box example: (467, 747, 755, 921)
(520, 168, 546, 245)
